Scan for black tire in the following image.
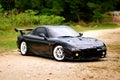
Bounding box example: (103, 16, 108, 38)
(53, 45, 65, 61)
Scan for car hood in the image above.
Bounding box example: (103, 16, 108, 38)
(57, 37, 104, 49)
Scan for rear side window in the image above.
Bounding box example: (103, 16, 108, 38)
(33, 27, 48, 37)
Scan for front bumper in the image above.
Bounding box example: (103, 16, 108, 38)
(64, 48, 107, 60)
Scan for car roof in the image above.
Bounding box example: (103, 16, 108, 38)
(36, 25, 69, 29)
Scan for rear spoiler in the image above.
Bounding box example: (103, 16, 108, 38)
(15, 28, 33, 35)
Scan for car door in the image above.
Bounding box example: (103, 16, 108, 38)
(26, 27, 50, 56)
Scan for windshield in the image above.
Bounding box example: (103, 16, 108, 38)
(47, 26, 79, 37)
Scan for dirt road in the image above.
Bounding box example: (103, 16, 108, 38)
(0, 28, 120, 80)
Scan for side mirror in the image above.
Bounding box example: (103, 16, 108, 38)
(39, 33, 47, 40)
(79, 33, 83, 37)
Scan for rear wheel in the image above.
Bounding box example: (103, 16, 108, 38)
(20, 41, 28, 55)
(53, 45, 65, 61)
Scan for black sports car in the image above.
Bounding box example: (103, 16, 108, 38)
(15, 26, 107, 61)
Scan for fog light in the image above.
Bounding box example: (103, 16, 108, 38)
(102, 52, 105, 55)
(75, 53, 79, 57)
(101, 52, 105, 57)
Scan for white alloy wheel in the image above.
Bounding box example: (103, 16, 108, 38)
(20, 41, 28, 55)
(53, 45, 65, 61)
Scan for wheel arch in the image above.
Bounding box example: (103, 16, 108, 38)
(52, 43, 64, 51)
(18, 39, 27, 49)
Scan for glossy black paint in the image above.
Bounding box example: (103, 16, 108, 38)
(16, 26, 107, 60)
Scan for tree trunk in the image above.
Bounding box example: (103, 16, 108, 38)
(76, 11, 80, 22)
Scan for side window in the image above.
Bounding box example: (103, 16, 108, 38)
(34, 27, 47, 37)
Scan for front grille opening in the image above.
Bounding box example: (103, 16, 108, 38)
(80, 49, 102, 58)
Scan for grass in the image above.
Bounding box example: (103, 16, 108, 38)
(0, 23, 119, 53)
(0, 30, 18, 52)
(71, 23, 118, 32)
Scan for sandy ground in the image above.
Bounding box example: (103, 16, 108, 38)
(0, 28, 120, 80)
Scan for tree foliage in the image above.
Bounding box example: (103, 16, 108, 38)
(0, 4, 3, 12)
(0, 0, 120, 22)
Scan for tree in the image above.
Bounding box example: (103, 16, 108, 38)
(0, 4, 3, 12)
(0, 0, 120, 22)
(0, 0, 15, 10)
(87, 0, 115, 22)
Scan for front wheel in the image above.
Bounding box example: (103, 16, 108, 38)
(53, 45, 65, 61)
(20, 41, 28, 55)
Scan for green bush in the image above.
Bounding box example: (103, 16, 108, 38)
(102, 13, 112, 23)
(0, 9, 65, 31)
(39, 15, 65, 25)
(93, 13, 112, 23)
(12, 13, 65, 25)
(0, 4, 3, 12)
(93, 13, 103, 23)
(0, 17, 11, 30)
